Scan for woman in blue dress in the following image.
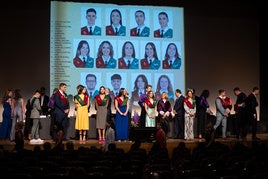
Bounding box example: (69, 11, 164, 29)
(0, 89, 13, 140)
(114, 88, 129, 142)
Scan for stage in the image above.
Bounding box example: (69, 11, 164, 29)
(1, 133, 268, 157)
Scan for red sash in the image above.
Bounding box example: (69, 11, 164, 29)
(95, 94, 107, 106)
(144, 98, 156, 108)
(184, 98, 194, 109)
(218, 97, 232, 109)
(57, 91, 67, 105)
(115, 96, 128, 106)
(84, 93, 89, 105)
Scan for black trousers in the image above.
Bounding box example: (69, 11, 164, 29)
(174, 115, 184, 139)
(139, 103, 146, 128)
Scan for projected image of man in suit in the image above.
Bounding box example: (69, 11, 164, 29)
(81, 8, 101, 35)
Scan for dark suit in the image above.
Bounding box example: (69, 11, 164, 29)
(173, 95, 185, 138)
(234, 92, 247, 138)
(245, 93, 259, 139)
(54, 91, 70, 140)
(40, 94, 49, 115)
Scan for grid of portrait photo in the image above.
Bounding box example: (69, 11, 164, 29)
(50, 1, 185, 113)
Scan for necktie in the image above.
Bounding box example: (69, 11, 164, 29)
(115, 92, 118, 96)
(149, 59, 152, 65)
(90, 92, 92, 99)
(83, 57, 86, 63)
(137, 28, 140, 36)
(127, 60, 131, 68)
(105, 60, 108, 65)
(115, 27, 118, 35)
(169, 60, 172, 67)
(161, 29, 164, 37)
(89, 26, 92, 35)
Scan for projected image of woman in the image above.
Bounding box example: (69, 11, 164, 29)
(154, 11, 173, 38)
(131, 74, 148, 103)
(73, 40, 94, 68)
(118, 41, 139, 69)
(162, 43, 181, 69)
(96, 41, 116, 68)
(106, 9, 126, 36)
(155, 74, 174, 102)
(140, 42, 160, 70)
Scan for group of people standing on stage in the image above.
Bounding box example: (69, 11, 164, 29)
(0, 84, 260, 146)
(0, 87, 50, 145)
(136, 85, 261, 142)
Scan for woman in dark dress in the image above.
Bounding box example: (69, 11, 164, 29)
(0, 89, 13, 140)
(114, 88, 129, 142)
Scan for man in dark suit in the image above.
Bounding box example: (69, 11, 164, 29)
(53, 83, 70, 143)
(245, 86, 260, 140)
(173, 89, 185, 139)
(233, 87, 247, 139)
(40, 86, 50, 115)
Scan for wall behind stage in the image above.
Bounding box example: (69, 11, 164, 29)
(0, 1, 266, 131)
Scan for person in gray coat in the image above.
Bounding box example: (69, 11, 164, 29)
(29, 90, 44, 144)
